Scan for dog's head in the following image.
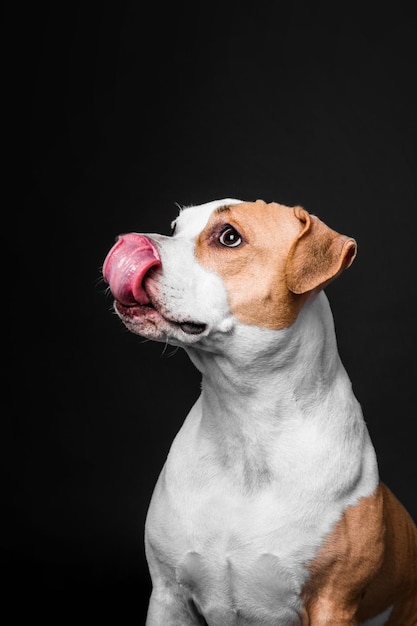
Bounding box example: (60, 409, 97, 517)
(103, 199, 356, 346)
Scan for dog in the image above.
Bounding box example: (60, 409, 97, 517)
(103, 199, 417, 625)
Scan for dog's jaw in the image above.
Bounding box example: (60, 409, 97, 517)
(113, 299, 220, 344)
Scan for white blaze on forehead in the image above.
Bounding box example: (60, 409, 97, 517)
(174, 198, 242, 239)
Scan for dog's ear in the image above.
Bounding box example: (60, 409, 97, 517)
(285, 207, 357, 294)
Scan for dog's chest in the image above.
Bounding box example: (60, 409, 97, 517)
(146, 454, 321, 624)
(176, 544, 306, 624)
(144, 395, 371, 623)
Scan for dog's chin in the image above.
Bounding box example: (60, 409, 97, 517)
(114, 301, 208, 343)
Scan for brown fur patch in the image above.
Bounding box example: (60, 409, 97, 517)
(195, 200, 356, 330)
(302, 483, 417, 625)
(195, 200, 308, 329)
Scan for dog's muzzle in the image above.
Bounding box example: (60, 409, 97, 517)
(103, 234, 207, 336)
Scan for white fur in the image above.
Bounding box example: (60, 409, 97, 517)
(174, 198, 243, 239)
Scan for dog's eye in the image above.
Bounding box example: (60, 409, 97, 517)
(219, 226, 242, 248)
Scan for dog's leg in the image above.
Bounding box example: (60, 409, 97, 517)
(304, 598, 359, 626)
(307, 603, 396, 626)
(146, 587, 206, 626)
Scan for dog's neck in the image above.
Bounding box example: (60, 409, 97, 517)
(186, 291, 369, 492)
(187, 291, 342, 416)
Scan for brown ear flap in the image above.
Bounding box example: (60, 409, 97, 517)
(286, 207, 357, 295)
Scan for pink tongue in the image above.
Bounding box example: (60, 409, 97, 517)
(102, 234, 161, 305)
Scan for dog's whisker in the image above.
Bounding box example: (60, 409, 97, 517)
(160, 337, 171, 356)
(165, 346, 180, 358)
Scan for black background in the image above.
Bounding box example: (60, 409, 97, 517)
(7, 1, 417, 622)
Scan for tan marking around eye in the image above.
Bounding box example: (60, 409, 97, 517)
(195, 200, 308, 329)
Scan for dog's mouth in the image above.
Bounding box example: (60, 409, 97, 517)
(177, 321, 207, 335)
(114, 300, 207, 336)
(103, 233, 208, 337)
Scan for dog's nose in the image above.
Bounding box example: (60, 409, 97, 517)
(102, 233, 161, 305)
